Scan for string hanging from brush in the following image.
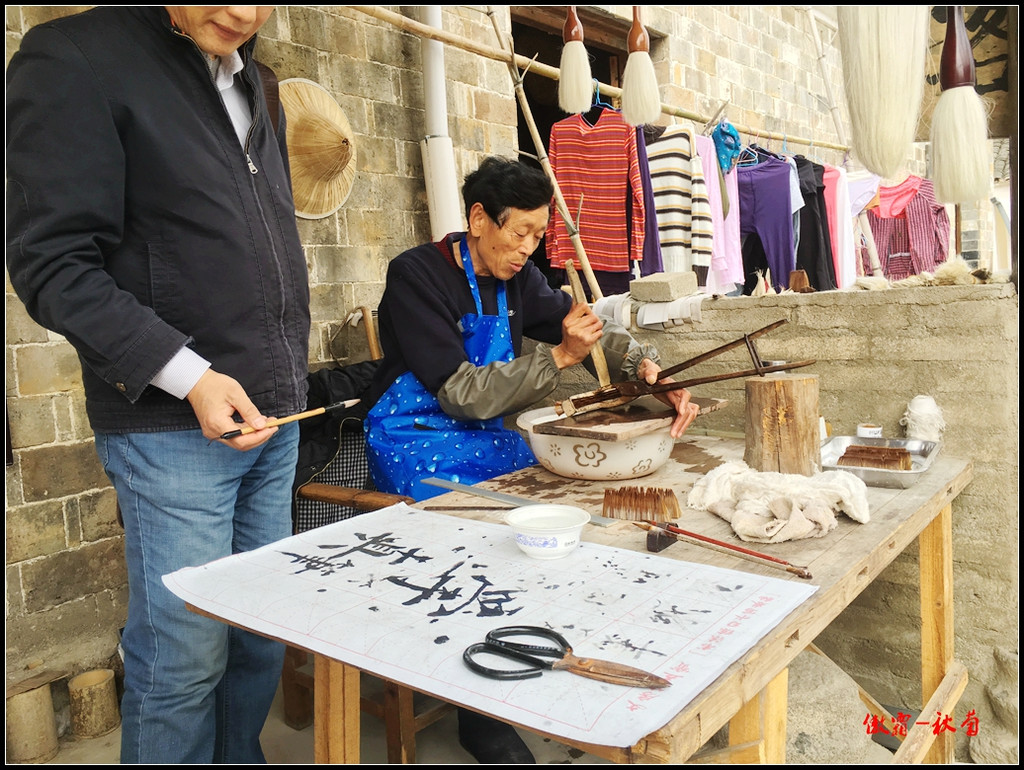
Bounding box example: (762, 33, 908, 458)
(620, 6, 661, 127)
(557, 6, 592, 114)
(930, 5, 992, 204)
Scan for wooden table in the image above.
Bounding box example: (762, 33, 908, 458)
(194, 436, 973, 764)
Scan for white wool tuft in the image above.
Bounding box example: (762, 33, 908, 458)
(837, 7, 929, 179)
(930, 86, 993, 204)
(620, 50, 661, 127)
(900, 395, 946, 442)
(558, 40, 593, 115)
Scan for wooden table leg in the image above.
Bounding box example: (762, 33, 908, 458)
(919, 503, 954, 764)
(728, 667, 789, 763)
(313, 655, 361, 763)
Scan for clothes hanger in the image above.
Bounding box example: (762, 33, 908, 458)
(592, 79, 615, 109)
(737, 130, 761, 167)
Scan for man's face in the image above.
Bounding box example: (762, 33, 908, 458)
(165, 6, 275, 57)
(470, 204, 550, 281)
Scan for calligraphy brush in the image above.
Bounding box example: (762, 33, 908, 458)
(557, 6, 591, 115)
(930, 5, 992, 204)
(218, 398, 361, 439)
(620, 6, 661, 127)
(633, 521, 813, 580)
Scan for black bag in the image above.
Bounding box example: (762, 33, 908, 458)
(292, 361, 380, 532)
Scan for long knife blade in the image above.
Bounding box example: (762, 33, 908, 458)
(419, 477, 616, 527)
(420, 477, 540, 507)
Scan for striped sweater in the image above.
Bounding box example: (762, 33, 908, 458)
(644, 124, 714, 272)
(545, 108, 646, 272)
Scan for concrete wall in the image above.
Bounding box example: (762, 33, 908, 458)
(6, 5, 1017, 761)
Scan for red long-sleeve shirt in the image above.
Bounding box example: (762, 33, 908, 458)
(545, 109, 646, 272)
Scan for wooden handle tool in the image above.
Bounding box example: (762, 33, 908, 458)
(565, 260, 611, 388)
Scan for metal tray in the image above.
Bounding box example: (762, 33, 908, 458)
(821, 436, 941, 489)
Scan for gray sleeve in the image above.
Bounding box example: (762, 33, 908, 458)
(437, 347, 562, 421)
(593, 314, 661, 382)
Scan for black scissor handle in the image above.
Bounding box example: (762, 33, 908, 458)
(463, 641, 547, 680)
(486, 625, 572, 658)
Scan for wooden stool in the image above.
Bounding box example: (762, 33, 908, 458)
(280, 646, 454, 763)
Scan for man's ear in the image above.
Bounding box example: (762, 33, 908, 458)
(467, 202, 489, 238)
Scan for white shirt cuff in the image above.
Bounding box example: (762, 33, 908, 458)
(149, 347, 211, 400)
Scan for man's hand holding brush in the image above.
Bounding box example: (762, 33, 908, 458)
(187, 370, 279, 450)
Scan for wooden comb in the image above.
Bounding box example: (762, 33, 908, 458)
(838, 444, 912, 471)
(602, 486, 683, 522)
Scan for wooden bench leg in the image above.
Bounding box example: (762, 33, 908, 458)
(728, 667, 789, 763)
(383, 681, 417, 763)
(920, 503, 955, 764)
(281, 646, 313, 730)
(314, 655, 361, 763)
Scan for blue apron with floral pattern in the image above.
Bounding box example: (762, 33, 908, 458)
(366, 239, 537, 500)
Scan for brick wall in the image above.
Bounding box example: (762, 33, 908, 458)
(6, 6, 1015, 760)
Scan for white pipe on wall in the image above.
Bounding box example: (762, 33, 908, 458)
(419, 6, 463, 239)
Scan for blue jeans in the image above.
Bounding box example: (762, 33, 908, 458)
(95, 424, 298, 764)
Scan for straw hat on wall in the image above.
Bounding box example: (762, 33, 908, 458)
(278, 78, 356, 219)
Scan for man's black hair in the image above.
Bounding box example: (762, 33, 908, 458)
(462, 156, 554, 225)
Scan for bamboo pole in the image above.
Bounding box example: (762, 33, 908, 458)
(565, 260, 611, 386)
(483, 6, 603, 300)
(349, 6, 849, 151)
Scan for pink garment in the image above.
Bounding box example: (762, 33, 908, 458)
(821, 166, 856, 289)
(822, 165, 843, 288)
(876, 175, 923, 218)
(695, 133, 743, 291)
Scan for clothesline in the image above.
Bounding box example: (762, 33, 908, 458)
(351, 6, 850, 154)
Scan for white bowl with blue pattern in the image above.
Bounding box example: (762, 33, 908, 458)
(505, 504, 590, 559)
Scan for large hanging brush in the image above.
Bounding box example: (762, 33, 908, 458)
(558, 6, 592, 114)
(930, 6, 992, 204)
(620, 6, 661, 127)
(837, 7, 929, 179)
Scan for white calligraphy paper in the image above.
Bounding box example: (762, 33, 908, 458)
(163, 504, 817, 747)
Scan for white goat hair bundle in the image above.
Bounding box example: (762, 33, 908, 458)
(558, 39, 593, 115)
(931, 85, 992, 203)
(837, 6, 929, 179)
(620, 50, 661, 126)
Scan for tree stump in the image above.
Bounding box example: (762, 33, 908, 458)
(744, 374, 821, 475)
(6, 681, 59, 763)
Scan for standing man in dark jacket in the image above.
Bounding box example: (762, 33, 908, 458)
(6, 6, 310, 763)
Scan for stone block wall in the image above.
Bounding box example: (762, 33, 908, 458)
(6, 5, 1016, 761)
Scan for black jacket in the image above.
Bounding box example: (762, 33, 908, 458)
(6, 6, 310, 432)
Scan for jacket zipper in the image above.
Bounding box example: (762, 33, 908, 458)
(171, 25, 261, 174)
(170, 23, 304, 407)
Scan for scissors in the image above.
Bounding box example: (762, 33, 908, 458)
(462, 625, 671, 689)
